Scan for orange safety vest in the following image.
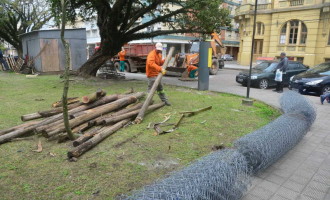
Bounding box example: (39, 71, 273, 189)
(187, 65, 198, 73)
(146, 49, 164, 78)
(118, 50, 126, 61)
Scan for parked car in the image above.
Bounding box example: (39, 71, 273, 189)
(289, 62, 330, 95)
(221, 54, 234, 61)
(236, 61, 309, 89)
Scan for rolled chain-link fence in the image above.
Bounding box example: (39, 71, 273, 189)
(125, 91, 316, 200)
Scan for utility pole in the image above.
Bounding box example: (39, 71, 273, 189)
(242, 0, 258, 106)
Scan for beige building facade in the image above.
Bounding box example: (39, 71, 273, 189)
(235, 0, 330, 67)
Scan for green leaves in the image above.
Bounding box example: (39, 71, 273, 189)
(0, 0, 53, 56)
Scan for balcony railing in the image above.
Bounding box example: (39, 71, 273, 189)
(290, 0, 304, 6)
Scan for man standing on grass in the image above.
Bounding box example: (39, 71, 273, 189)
(146, 42, 171, 106)
(0, 49, 10, 71)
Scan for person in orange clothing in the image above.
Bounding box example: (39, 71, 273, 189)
(118, 47, 126, 72)
(187, 65, 198, 78)
(146, 42, 171, 106)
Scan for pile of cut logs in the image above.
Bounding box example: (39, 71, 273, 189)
(0, 90, 165, 159)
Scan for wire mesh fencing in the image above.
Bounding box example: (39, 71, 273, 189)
(126, 149, 250, 200)
(234, 91, 316, 174)
(125, 91, 316, 199)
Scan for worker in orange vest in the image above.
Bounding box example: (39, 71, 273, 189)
(118, 47, 126, 72)
(146, 42, 171, 106)
(187, 65, 198, 78)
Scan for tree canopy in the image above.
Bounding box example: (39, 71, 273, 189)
(48, 0, 231, 76)
(0, 0, 53, 56)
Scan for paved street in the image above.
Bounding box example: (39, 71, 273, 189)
(124, 62, 330, 200)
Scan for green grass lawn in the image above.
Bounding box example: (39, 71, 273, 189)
(0, 72, 280, 200)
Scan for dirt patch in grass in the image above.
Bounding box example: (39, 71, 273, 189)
(0, 73, 280, 199)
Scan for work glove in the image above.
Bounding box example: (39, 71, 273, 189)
(161, 69, 166, 75)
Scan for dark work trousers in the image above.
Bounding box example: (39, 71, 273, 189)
(147, 77, 168, 102)
(276, 81, 283, 92)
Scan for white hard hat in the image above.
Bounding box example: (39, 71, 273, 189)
(155, 42, 163, 51)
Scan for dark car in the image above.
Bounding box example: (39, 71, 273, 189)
(236, 61, 309, 89)
(289, 62, 330, 95)
(222, 54, 234, 61)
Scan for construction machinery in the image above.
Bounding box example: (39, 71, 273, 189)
(167, 32, 226, 77)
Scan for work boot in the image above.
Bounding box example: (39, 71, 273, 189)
(272, 89, 278, 92)
(164, 100, 171, 106)
(320, 95, 326, 105)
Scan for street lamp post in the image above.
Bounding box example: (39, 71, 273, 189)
(242, 0, 258, 106)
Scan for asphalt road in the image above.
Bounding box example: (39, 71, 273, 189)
(124, 68, 307, 108)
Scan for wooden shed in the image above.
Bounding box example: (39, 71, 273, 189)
(21, 28, 87, 73)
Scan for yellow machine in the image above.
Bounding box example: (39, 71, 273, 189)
(167, 32, 227, 77)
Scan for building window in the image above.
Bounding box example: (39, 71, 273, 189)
(328, 30, 330, 45)
(290, 0, 304, 6)
(300, 23, 307, 44)
(257, 22, 264, 35)
(289, 20, 299, 44)
(280, 25, 286, 44)
(279, 20, 307, 45)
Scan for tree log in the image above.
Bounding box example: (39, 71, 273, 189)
(0, 121, 39, 136)
(0, 125, 36, 144)
(68, 119, 131, 158)
(81, 89, 106, 104)
(52, 97, 80, 107)
(88, 102, 144, 126)
(38, 101, 82, 117)
(21, 102, 82, 121)
(21, 113, 42, 122)
(35, 94, 120, 133)
(71, 122, 91, 134)
(102, 102, 165, 125)
(134, 47, 175, 124)
(72, 126, 103, 147)
(45, 92, 144, 137)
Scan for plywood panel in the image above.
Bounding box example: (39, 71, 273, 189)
(40, 39, 60, 72)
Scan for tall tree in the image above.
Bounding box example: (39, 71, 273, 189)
(0, 0, 53, 57)
(48, 0, 230, 76)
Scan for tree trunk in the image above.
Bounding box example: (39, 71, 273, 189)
(81, 89, 106, 104)
(78, 51, 111, 77)
(38, 102, 82, 117)
(21, 113, 43, 122)
(45, 92, 144, 137)
(0, 125, 36, 144)
(88, 102, 144, 126)
(35, 94, 120, 134)
(68, 119, 131, 158)
(21, 101, 82, 121)
(71, 122, 91, 134)
(0, 121, 39, 136)
(72, 126, 103, 147)
(102, 102, 165, 125)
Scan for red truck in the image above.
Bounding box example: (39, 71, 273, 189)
(113, 44, 154, 72)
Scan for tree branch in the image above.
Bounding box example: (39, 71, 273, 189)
(125, 7, 187, 36)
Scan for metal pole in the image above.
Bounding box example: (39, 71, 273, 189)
(198, 41, 211, 91)
(246, 0, 258, 99)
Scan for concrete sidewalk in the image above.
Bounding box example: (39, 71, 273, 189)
(124, 66, 330, 200)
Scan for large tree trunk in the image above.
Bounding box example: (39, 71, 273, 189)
(78, 51, 111, 77)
